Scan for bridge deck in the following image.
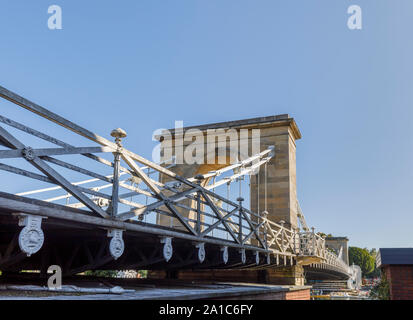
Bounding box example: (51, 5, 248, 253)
(0, 275, 311, 300)
(0, 192, 293, 275)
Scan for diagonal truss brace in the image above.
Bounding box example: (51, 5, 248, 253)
(0, 125, 109, 218)
(201, 191, 240, 244)
(122, 153, 197, 235)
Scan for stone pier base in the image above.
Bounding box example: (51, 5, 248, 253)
(148, 266, 305, 286)
(264, 266, 305, 286)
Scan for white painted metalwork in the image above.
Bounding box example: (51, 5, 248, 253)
(255, 251, 260, 265)
(195, 242, 206, 263)
(160, 237, 173, 262)
(17, 214, 45, 257)
(240, 248, 246, 264)
(221, 246, 229, 264)
(107, 229, 124, 260)
(0, 85, 352, 277)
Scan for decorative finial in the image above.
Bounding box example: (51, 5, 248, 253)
(194, 174, 204, 184)
(111, 128, 127, 147)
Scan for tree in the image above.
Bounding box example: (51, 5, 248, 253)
(369, 274, 390, 300)
(349, 246, 375, 276)
(138, 270, 148, 278)
(84, 270, 118, 278)
(316, 232, 332, 238)
(83, 269, 147, 278)
(366, 248, 381, 278)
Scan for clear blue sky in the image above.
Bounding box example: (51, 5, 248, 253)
(1, 1, 412, 249)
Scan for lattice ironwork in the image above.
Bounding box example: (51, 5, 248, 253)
(0, 85, 350, 276)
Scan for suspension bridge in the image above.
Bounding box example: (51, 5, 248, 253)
(0, 86, 359, 288)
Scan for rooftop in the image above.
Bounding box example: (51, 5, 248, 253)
(376, 248, 413, 267)
(154, 114, 302, 141)
(325, 237, 349, 241)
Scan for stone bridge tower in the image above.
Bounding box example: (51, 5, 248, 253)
(325, 237, 349, 265)
(155, 114, 302, 230)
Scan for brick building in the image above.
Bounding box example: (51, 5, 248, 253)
(377, 248, 413, 300)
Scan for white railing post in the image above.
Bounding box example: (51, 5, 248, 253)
(311, 227, 315, 255)
(262, 211, 269, 250)
(109, 128, 127, 217)
(237, 197, 244, 243)
(194, 174, 204, 234)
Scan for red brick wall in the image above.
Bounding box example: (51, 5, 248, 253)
(148, 268, 305, 286)
(213, 288, 310, 300)
(285, 289, 311, 300)
(385, 265, 413, 300)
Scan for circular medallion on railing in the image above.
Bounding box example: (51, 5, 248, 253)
(21, 147, 35, 161)
(221, 246, 228, 264)
(97, 198, 109, 208)
(162, 238, 173, 262)
(108, 230, 124, 260)
(197, 243, 205, 263)
(255, 251, 260, 265)
(109, 237, 124, 260)
(18, 225, 44, 257)
(18, 215, 45, 257)
(173, 182, 182, 189)
(240, 249, 246, 264)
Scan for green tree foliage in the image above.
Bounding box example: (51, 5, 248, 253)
(84, 270, 118, 278)
(138, 270, 148, 278)
(316, 232, 332, 238)
(369, 274, 390, 300)
(366, 248, 381, 278)
(83, 270, 147, 278)
(349, 246, 375, 276)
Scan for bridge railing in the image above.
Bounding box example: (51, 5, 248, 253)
(297, 230, 326, 257)
(297, 230, 350, 274)
(0, 86, 348, 270)
(0, 86, 297, 261)
(263, 217, 297, 256)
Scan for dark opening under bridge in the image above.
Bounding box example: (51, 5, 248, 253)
(0, 86, 359, 287)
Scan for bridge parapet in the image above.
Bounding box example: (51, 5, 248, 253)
(298, 230, 325, 257)
(0, 86, 350, 279)
(296, 231, 350, 276)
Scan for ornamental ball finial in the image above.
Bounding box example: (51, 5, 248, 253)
(111, 128, 127, 146)
(111, 128, 127, 139)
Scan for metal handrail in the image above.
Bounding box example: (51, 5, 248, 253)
(0, 85, 350, 274)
